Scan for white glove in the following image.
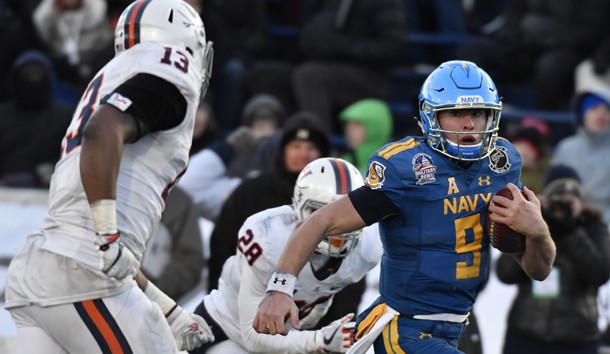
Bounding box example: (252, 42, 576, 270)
(299, 298, 334, 330)
(314, 313, 355, 353)
(167, 306, 215, 351)
(95, 233, 138, 279)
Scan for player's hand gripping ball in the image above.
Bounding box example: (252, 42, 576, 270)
(486, 187, 526, 254)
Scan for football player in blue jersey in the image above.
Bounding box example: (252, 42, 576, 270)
(252, 60, 556, 354)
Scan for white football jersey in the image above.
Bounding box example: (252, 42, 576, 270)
(203, 205, 383, 354)
(5, 42, 202, 308)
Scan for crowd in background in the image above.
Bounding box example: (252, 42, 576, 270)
(1, 0, 610, 353)
(3, 0, 610, 186)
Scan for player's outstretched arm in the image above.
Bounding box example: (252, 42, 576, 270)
(135, 271, 214, 350)
(488, 183, 556, 280)
(253, 196, 366, 335)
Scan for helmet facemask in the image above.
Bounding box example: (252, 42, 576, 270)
(292, 197, 361, 258)
(292, 158, 365, 259)
(418, 61, 502, 161)
(421, 103, 501, 161)
(315, 230, 362, 258)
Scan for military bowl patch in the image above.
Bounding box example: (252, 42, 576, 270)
(489, 146, 511, 174)
(366, 161, 386, 189)
(412, 153, 436, 185)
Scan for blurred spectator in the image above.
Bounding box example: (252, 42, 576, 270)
(458, 312, 483, 354)
(240, 94, 286, 137)
(205, 111, 371, 328)
(0, 50, 73, 188)
(588, 34, 610, 78)
(403, 0, 468, 64)
(0, 0, 42, 102)
(292, 0, 406, 134)
(201, 0, 268, 131)
(406, 0, 467, 35)
(179, 94, 286, 221)
(551, 89, 610, 225)
(248, 0, 407, 135)
(400, 0, 507, 65)
(464, 0, 508, 34)
(457, 0, 610, 110)
(497, 165, 610, 354)
(338, 98, 393, 174)
(206, 111, 370, 329)
(33, 0, 114, 92)
(106, 0, 133, 27)
(206, 111, 330, 292)
(508, 117, 551, 194)
(574, 36, 610, 102)
(227, 93, 286, 178)
(190, 98, 221, 156)
(189, 157, 381, 354)
(406, 0, 507, 36)
(140, 186, 205, 301)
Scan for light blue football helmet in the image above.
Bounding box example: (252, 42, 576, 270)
(418, 60, 502, 161)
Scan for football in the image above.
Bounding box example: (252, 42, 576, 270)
(485, 187, 526, 255)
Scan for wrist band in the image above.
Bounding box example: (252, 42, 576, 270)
(90, 199, 118, 235)
(144, 281, 176, 316)
(266, 272, 297, 297)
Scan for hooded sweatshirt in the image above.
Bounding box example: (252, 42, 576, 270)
(339, 99, 393, 173)
(0, 50, 73, 187)
(552, 72, 610, 225)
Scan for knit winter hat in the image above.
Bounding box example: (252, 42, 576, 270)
(241, 94, 286, 128)
(579, 93, 610, 122)
(543, 164, 581, 186)
(511, 127, 544, 162)
(541, 164, 583, 199)
(279, 112, 330, 157)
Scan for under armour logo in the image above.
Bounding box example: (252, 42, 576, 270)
(478, 176, 491, 186)
(419, 332, 433, 340)
(273, 277, 287, 285)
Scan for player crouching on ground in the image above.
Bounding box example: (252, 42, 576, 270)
(188, 157, 383, 354)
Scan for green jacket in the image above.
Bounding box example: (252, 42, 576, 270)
(340, 99, 393, 173)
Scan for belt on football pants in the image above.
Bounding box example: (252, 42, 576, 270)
(397, 315, 466, 339)
(400, 312, 469, 323)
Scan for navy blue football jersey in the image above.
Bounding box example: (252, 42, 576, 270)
(365, 136, 522, 315)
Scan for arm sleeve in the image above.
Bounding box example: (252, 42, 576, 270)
(102, 73, 187, 141)
(348, 186, 400, 226)
(237, 257, 318, 354)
